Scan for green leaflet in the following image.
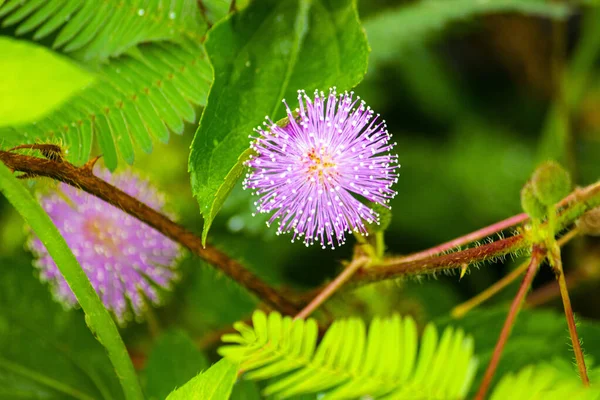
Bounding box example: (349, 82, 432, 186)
(0, 41, 211, 170)
(490, 363, 600, 400)
(0, 37, 94, 127)
(165, 358, 239, 400)
(364, 0, 570, 69)
(0, 0, 205, 63)
(0, 163, 143, 400)
(143, 330, 210, 400)
(441, 307, 600, 396)
(219, 310, 478, 399)
(188, 0, 369, 244)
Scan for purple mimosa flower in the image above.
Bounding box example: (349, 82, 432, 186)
(243, 88, 399, 249)
(27, 167, 182, 323)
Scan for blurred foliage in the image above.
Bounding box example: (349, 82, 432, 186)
(0, 254, 123, 399)
(1, 0, 600, 398)
(0, 37, 94, 126)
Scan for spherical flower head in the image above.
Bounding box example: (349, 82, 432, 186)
(243, 88, 399, 249)
(27, 167, 183, 324)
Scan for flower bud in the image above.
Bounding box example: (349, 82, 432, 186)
(521, 181, 546, 220)
(365, 202, 392, 234)
(531, 161, 571, 206)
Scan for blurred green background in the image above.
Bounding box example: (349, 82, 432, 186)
(1, 0, 600, 398)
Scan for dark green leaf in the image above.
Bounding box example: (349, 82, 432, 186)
(0, 254, 124, 400)
(165, 358, 239, 400)
(189, 0, 369, 242)
(143, 330, 210, 400)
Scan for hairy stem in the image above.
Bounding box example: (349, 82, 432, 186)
(399, 213, 528, 263)
(548, 243, 590, 386)
(358, 182, 600, 284)
(475, 246, 545, 400)
(3, 148, 600, 302)
(451, 229, 578, 318)
(0, 149, 300, 315)
(295, 257, 368, 320)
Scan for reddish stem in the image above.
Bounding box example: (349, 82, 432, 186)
(399, 213, 528, 263)
(549, 244, 590, 386)
(295, 257, 368, 320)
(475, 246, 545, 400)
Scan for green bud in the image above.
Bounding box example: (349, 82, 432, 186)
(521, 181, 546, 220)
(365, 202, 392, 234)
(531, 161, 571, 206)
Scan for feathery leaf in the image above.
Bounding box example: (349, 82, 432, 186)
(490, 364, 600, 400)
(219, 310, 478, 399)
(0, 41, 211, 169)
(0, 0, 206, 62)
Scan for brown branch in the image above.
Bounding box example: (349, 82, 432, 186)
(0, 149, 300, 316)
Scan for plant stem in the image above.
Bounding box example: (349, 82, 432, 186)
(452, 259, 530, 319)
(475, 246, 544, 400)
(451, 229, 579, 318)
(4, 148, 600, 299)
(398, 213, 528, 263)
(0, 163, 144, 400)
(375, 231, 385, 259)
(359, 234, 526, 282)
(548, 243, 590, 386)
(0, 149, 300, 316)
(295, 257, 368, 320)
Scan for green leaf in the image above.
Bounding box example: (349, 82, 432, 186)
(364, 0, 570, 68)
(0, 0, 205, 62)
(166, 358, 239, 400)
(201, 0, 232, 25)
(0, 254, 124, 400)
(490, 362, 600, 400)
(143, 329, 210, 400)
(188, 0, 369, 242)
(0, 163, 143, 400)
(442, 307, 600, 395)
(0, 37, 94, 127)
(219, 310, 478, 399)
(1, 41, 211, 169)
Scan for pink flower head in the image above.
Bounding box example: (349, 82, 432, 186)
(27, 168, 182, 323)
(243, 88, 399, 249)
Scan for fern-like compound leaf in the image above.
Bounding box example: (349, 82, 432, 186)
(0, 0, 206, 62)
(0, 41, 211, 170)
(219, 311, 478, 399)
(490, 364, 600, 400)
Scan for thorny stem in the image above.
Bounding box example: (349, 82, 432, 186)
(295, 257, 368, 320)
(2, 148, 600, 306)
(475, 246, 545, 400)
(399, 213, 528, 263)
(0, 149, 300, 316)
(548, 242, 590, 386)
(358, 181, 600, 284)
(451, 228, 579, 318)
